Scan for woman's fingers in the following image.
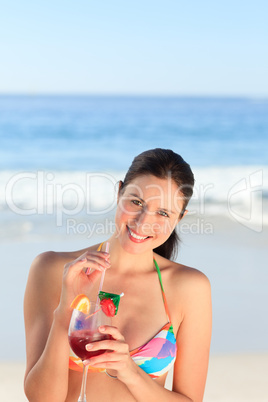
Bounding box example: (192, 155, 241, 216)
(85, 338, 128, 354)
(77, 251, 110, 271)
(82, 326, 137, 381)
(84, 254, 111, 274)
(84, 326, 129, 368)
(83, 352, 128, 368)
(61, 250, 111, 294)
(98, 325, 125, 341)
(64, 251, 110, 278)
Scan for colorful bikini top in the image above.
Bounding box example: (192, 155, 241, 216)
(129, 258, 177, 378)
(69, 246, 177, 379)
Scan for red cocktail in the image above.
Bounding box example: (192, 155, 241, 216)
(68, 302, 112, 402)
(69, 329, 111, 361)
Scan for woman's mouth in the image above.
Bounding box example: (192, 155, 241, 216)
(127, 226, 152, 243)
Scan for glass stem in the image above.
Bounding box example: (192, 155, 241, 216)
(78, 364, 89, 402)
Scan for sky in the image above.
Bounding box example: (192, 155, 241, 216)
(0, 0, 268, 96)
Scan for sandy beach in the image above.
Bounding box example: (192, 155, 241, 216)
(204, 354, 268, 402)
(1, 354, 268, 401)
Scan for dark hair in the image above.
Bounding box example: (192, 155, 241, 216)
(120, 148, 195, 260)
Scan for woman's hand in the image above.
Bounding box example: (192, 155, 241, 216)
(56, 249, 110, 322)
(83, 325, 137, 383)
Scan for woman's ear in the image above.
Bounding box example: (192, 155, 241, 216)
(178, 209, 188, 222)
(117, 181, 123, 203)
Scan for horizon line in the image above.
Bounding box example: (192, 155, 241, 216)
(0, 92, 267, 100)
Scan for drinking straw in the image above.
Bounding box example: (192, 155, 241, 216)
(96, 241, 110, 306)
(85, 307, 102, 320)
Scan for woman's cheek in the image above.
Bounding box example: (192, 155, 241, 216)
(114, 205, 136, 233)
(157, 219, 176, 236)
(118, 200, 136, 217)
(151, 221, 162, 235)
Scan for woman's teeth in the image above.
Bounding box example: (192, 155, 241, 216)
(128, 227, 148, 240)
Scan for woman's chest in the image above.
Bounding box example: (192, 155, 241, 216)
(102, 270, 179, 351)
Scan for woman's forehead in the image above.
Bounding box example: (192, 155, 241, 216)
(124, 175, 177, 193)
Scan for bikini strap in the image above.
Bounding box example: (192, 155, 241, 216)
(153, 258, 172, 322)
(97, 245, 171, 322)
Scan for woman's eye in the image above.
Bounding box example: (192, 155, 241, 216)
(158, 210, 169, 217)
(131, 199, 143, 207)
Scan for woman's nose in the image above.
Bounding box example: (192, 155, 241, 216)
(134, 209, 162, 235)
(135, 208, 154, 226)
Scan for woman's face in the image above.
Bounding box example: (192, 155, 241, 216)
(114, 174, 185, 254)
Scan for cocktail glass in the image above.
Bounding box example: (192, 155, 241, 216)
(68, 302, 111, 402)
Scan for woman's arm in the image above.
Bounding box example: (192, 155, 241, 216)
(172, 270, 212, 401)
(125, 367, 193, 401)
(24, 249, 110, 402)
(24, 252, 70, 402)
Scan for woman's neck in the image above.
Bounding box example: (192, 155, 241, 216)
(106, 235, 155, 275)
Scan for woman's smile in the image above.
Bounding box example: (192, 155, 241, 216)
(126, 226, 153, 243)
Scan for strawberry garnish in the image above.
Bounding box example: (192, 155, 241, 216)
(100, 298, 116, 317)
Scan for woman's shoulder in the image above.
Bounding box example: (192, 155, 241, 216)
(31, 243, 100, 272)
(28, 243, 100, 285)
(155, 254, 211, 297)
(31, 249, 76, 270)
(155, 254, 212, 327)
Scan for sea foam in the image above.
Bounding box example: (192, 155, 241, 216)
(1, 165, 267, 241)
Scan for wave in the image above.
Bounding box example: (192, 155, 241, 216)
(0, 165, 267, 241)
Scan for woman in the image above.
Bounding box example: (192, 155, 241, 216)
(24, 148, 212, 402)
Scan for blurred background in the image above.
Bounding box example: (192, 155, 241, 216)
(0, 1, 267, 401)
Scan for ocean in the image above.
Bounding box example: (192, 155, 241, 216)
(0, 95, 267, 240)
(0, 95, 267, 360)
(1, 95, 268, 171)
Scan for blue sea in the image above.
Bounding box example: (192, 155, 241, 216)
(0, 95, 267, 171)
(0, 95, 267, 360)
(0, 95, 267, 238)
